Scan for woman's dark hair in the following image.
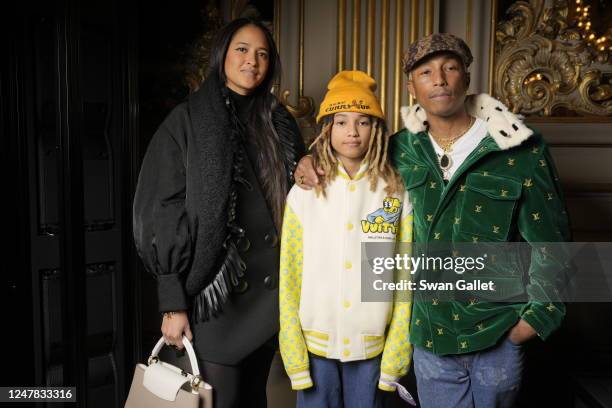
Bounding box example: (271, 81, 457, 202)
(208, 18, 288, 230)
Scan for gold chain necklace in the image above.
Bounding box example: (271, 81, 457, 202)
(429, 116, 475, 179)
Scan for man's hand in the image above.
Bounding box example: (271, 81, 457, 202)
(161, 310, 193, 350)
(507, 318, 538, 345)
(294, 155, 324, 190)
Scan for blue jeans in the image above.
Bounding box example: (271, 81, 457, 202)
(297, 354, 385, 408)
(414, 337, 524, 408)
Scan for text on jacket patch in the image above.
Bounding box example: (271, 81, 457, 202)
(361, 197, 401, 234)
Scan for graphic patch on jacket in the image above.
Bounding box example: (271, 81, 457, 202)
(361, 197, 401, 234)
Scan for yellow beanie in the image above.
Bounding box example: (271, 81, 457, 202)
(316, 70, 385, 123)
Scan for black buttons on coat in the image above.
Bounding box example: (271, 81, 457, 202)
(236, 237, 250, 252)
(263, 275, 277, 290)
(231, 230, 280, 295)
(234, 280, 249, 293)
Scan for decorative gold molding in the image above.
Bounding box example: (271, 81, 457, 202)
(424, 0, 434, 36)
(494, 0, 612, 118)
(488, 0, 498, 95)
(273, 0, 281, 96)
(352, 0, 361, 69)
(410, 0, 419, 43)
(280, 0, 315, 129)
(393, 0, 405, 131)
(409, 0, 419, 106)
(338, 0, 347, 71)
(366, 0, 376, 75)
(280, 89, 315, 118)
(380, 0, 390, 113)
(274, 0, 281, 55)
(299, 0, 305, 95)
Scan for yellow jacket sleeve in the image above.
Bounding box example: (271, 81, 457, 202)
(379, 208, 414, 391)
(279, 203, 312, 390)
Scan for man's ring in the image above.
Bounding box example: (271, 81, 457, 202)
(298, 175, 304, 185)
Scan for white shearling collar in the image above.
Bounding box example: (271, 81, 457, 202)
(400, 93, 533, 150)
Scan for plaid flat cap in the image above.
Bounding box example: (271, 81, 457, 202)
(402, 33, 473, 74)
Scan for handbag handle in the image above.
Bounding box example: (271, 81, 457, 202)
(148, 336, 201, 378)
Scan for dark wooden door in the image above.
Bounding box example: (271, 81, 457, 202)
(3, 1, 140, 406)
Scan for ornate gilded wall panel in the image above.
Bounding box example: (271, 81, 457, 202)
(493, 0, 612, 118)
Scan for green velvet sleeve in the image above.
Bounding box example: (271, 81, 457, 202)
(517, 142, 571, 340)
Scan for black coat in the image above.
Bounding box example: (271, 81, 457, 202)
(133, 74, 305, 364)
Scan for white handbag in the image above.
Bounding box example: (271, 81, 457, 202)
(124, 336, 213, 408)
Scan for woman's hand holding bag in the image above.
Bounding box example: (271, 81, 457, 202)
(161, 311, 193, 350)
(124, 336, 212, 408)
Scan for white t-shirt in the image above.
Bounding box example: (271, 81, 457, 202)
(428, 118, 488, 181)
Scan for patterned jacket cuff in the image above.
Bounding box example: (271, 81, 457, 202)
(521, 302, 563, 340)
(289, 369, 313, 390)
(378, 372, 400, 391)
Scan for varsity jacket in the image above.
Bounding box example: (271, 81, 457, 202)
(391, 93, 572, 356)
(279, 162, 414, 391)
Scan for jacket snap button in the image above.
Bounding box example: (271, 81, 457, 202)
(263, 275, 277, 290)
(264, 233, 279, 248)
(234, 280, 249, 293)
(237, 237, 250, 252)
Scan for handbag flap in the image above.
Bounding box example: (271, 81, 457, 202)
(143, 362, 192, 401)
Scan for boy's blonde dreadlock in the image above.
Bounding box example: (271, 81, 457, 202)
(310, 116, 404, 198)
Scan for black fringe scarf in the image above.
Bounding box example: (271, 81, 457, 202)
(191, 83, 300, 322)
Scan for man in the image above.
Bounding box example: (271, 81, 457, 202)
(295, 33, 571, 407)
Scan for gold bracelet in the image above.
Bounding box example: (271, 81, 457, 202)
(163, 311, 177, 319)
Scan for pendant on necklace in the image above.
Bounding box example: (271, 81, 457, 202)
(439, 153, 452, 170)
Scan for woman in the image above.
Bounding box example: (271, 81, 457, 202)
(133, 18, 305, 407)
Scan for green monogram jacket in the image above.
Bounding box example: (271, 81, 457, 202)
(391, 93, 571, 355)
